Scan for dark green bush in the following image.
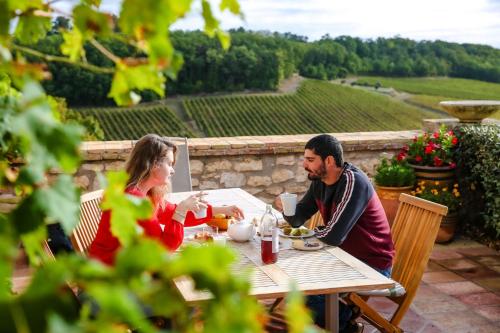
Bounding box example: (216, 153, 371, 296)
(454, 125, 500, 240)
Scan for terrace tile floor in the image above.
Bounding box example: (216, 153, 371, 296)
(360, 238, 500, 333)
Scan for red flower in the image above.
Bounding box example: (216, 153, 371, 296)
(434, 156, 443, 166)
(448, 130, 454, 136)
(402, 144, 409, 152)
(413, 136, 418, 142)
(452, 137, 458, 145)
(397, 152, 406, 161)
(433, 132, 439, 138)
(415, 155, 423, 162)
(424, 144, 434, 154)
(450, 162, 456, 169)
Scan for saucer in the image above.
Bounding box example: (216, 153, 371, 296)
(292, 239, 324, 251)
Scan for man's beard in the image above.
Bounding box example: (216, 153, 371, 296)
(306, 163, 327, 180)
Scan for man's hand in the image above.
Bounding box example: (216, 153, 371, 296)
(274, 196, 283, 212)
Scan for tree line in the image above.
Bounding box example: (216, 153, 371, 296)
(25, 20, 500, 106)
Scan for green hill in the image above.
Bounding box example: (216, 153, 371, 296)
(356, 77, 500, 119)
(183, 80, 437, 137)
(76, 80, 439, 139)
(77, 105, 196, 140)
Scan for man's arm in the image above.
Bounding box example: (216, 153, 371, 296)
(314, 170, 372, 245)
(282, 185, 318, 228)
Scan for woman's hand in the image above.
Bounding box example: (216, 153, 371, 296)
(212, 205, 245, 220)
(177, 192, 207, 214)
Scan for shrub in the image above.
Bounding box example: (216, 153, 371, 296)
(454, 125, 500, 241)
(374, 158, 415, 187)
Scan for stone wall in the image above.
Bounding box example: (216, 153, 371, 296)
(75, 130, 419, 204)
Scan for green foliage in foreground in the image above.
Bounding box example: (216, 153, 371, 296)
(184, 80, 438, 137)
(357, 76, 500, 100)
(455, 125, 500, 239)
(76, 105, 196, 140)
(1, 0, 316, 332)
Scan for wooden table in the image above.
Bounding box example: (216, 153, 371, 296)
(169, 188, 395, 333)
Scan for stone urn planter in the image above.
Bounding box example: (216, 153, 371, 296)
(375, 185, 414, 227)
(436, 211, 458, 243)
(408, 164, 456, 188)
(439, 100, 500, 123)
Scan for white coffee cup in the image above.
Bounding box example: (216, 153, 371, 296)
(193, 206, 207, 219)
(280, 192, 297, 216)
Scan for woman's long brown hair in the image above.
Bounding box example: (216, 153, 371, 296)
(126, 134, 177, 208)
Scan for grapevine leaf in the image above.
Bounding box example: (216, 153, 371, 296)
(100, 171, 152, 246)
(202, 0, 218, 37)
(108, 62, 165, 106)
(60, 29, 84, 62)
(220, 0, 241, 15)
(14, 14, 51, 44)
(73, 4, 113, 38)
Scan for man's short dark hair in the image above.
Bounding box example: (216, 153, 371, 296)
(305, 134, 344, 167)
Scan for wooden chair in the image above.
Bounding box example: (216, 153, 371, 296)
(345, 193, 448, 333)
(305, 211, 324, 229)
(71, 189, 104, 254)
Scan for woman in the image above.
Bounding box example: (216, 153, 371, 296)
(89, 134, 244, 265)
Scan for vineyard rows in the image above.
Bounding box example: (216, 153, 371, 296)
(75, 80, 440, 140)
(183, 80, 437, 137)
(76, 106, 195, 140)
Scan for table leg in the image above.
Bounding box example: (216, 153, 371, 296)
(325, 293, 339, 333)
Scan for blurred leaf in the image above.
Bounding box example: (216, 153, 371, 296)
(87, 284, 155, 333)
(217, 30, 230, 50)
(163, 51, 184, 80)
(11, 192, 45, 235)
(61, 29, 85, 61)
(100, 171, 152, 246)
(220, 0, 241, 15)
(82, 0, 102, 7)
(73, 4, 113, 38)
(0, 213, 16, 300)
(115, 239, 168, 276)
(0, 0, 9, 37)
(108, 62, 165, 106)
(10, 0, 44, 12)
(285, 286, 317, 333)
(20, 224, 47, 266)
(12, 81, 83, 174)
(201, 0, 218, 37)
(14, 14, 51, 44)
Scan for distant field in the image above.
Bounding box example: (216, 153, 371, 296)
(75, 79, 440, 139)
(357, 76, 500, 100)
(183, 80, 437, 137)
(76, 105, 196, 140)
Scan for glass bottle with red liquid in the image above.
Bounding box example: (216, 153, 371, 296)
(260, 204, 279, 264)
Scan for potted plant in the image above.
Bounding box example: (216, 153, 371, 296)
(412, 181, 461, 243)
(374, 158, 416, 226)
(398, 125, 459, 187)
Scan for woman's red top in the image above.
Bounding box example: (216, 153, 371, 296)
(88, 187, 211, 265)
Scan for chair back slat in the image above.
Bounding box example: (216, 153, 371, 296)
(305, 211, 324, 229)
(71, 189, 104, 254)
(391, 194, 447, 289)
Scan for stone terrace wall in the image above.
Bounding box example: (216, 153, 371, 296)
(77, 130, 418, 204)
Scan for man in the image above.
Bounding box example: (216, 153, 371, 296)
(275, 134, 394, 333)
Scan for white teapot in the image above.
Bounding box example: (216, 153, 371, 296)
(227, 219, 256, 242)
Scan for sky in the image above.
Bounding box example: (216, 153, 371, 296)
(58, 0, 500, 48)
